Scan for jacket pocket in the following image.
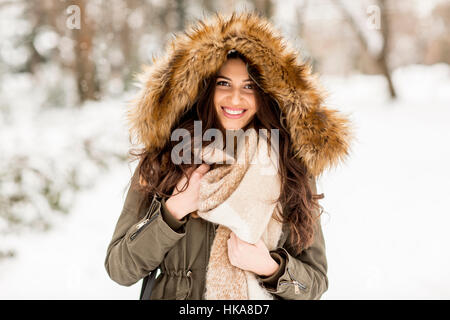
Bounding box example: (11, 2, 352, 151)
(130, 194, 161, 241)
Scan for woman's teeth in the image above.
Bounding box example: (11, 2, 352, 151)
(223, 107, 245, 115)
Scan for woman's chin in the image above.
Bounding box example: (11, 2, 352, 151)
(225, 125, 242, 130)
(223, 124, 244, 131)
(220, 118, 251, 131)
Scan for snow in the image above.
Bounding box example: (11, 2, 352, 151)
(1, 89, 138, 298)
(1, 63, 449, 299)
(0, 162, 140, 299)
(319, 63, 450, 299)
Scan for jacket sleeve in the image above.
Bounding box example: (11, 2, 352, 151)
(104, 163, 188, 286)
(257, 176, 329, 300)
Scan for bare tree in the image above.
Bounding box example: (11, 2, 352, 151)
(332, 0, 397, 99)
(23, 1, 46, 74)
(251, 0, 274, 18)
(201, 0, 216, 14)
(174, 0, 187, 31)
(71, 0, 100, 103)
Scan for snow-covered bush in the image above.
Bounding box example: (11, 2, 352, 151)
(0, 74, 132, 256)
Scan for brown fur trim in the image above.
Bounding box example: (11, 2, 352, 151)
(126, 11, 352, 176)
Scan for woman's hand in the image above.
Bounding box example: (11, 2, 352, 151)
(227, 232, 280, 277)
(165, 163, 210, 220)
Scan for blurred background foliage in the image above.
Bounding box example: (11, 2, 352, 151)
(1, 0, 448, 105)
(0, 0, 448, 257)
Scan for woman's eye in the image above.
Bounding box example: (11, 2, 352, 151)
(216, 81, 230, 87)
(216, 81, 254, 90)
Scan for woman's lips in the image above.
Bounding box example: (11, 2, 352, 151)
(221, 106, 247, 119)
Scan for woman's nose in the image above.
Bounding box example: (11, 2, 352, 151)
(230, 88, 242, 106)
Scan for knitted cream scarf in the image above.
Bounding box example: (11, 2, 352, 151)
(197, 129, 283, 300)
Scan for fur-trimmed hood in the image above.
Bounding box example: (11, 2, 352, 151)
(126, 11, 352, 176)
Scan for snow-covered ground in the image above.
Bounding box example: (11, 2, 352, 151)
(1, 64, 449, 299)
(0, 162, 141, 299)
(319, 64, 450, 299)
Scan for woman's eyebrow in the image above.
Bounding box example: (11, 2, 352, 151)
(217, 74, 253, 82)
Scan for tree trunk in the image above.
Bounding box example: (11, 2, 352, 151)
(251, 0, 273, 18)
(72, 0, 99, 103)
(201, 0, 216, 14)
(377, 0, 396, 98)
(174, 0, 186, 31)
(332, 0, 397, 99)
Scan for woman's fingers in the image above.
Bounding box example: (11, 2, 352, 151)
(185, 166, 196, 175)
(177, 164, 209, 188)
(228, 232, 235, 249)
(230, 232, 244, 246)
(189, 164, 210, 184)
(227, 232, 232, 246)
(194, 163, 210, 176)
(229, 232, 239, 252)
(227, 233, 236, 265)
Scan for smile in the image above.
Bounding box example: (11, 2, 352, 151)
(221, 106, 247, 119)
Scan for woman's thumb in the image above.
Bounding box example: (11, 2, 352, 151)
(195, 163, 210, 175)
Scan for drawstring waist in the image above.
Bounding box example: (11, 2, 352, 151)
(160, 268, 193, 300)
(160, 269, 192, 277)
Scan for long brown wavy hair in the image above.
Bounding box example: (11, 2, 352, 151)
(129, 50, 323, 254)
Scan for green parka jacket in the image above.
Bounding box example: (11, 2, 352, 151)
(105, 12, 351, 300)
(104, 164, 328, 300)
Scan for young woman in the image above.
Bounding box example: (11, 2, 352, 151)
(105, 12, 351, 300)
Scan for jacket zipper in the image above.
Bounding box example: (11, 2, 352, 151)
(280, 279, 307, 294)
(279, 268, 307, 294)
(130, 198, 160, 241)
(130, 212, 159, 240)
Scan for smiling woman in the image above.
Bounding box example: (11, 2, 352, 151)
(213, 51, 259, 130)
(105, 11, 351, 300)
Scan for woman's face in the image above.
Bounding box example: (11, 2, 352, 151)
(213, 58, 258, 130)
